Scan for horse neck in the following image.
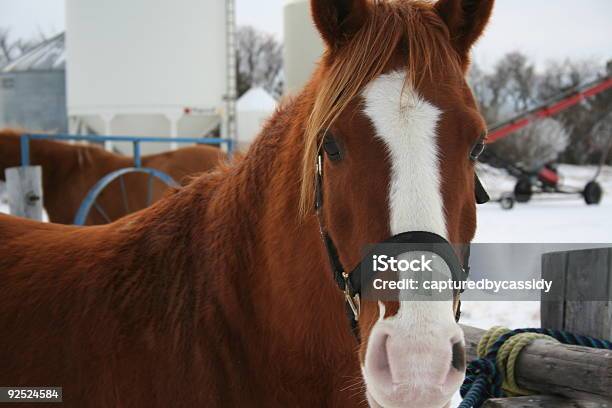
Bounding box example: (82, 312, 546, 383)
(199, 99, 358, 374)
(59, 99, 359, 397)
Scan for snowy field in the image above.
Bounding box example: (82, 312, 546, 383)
(0, 183, 6, 215)
(476, 164, 612, 242)
(461, 164, 612, 331)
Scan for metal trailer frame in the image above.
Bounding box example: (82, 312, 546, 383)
(487, 75, 612, 143)
(480, 74, 612, 209)
(18, 134, 233, 225)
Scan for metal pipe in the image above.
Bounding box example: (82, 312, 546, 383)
(24, 133, 231, 146)
(20, 135, 31, 167)
(133, 141, 142, 168)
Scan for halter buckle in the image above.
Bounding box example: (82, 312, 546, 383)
(342, 272, 361, 321)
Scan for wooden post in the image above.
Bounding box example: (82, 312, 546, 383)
(5, 166, 43, 221)
(461, 325, 612, 402)
(482, 396, 605, 408)
(541, 248, 612, 341)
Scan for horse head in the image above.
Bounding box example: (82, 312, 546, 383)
(303, 1, 494, 406)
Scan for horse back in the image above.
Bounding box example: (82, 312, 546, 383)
(143, 145, 226, 185)
(0, 215, 154, 406)
(0, 211, 219, 407)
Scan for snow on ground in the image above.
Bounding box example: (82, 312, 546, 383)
(476, 164, 612, 243)
(463, 164, 612, 335)
(0, 182, 7, 215)
(0, 182, 49, 221)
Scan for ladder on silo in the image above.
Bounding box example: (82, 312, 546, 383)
(224, 0, 238, 146)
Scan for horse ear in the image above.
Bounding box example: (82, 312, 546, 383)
(435, 0, 494, 62)
(310, 0, 369, 48)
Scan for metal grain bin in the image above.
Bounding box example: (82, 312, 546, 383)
(0, 33, 67, 133)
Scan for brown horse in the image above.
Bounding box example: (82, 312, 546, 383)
(0, 0, 493, 406)
(0, 128, 226, 224)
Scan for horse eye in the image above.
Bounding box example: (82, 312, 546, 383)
(323, 135, 343, 162)
(470, 137, 486, 161)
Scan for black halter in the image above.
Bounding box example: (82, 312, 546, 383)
(314, 147, 490, 338)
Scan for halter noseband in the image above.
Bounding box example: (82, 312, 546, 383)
(314, 142, 490, 338)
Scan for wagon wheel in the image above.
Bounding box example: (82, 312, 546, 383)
(583, 181, 603, 205)
(513, 177, 533, 203)
(73, 167, 178, 225)
(499, 194, 515, 210)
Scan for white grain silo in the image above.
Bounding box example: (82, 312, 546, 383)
(0, 33, 67, 133)
(66, 0, 236, 153)
(283, 0, 324, 95)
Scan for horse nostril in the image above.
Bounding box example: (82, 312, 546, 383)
(451, 341, 466, 371)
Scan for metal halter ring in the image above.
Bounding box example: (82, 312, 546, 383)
(342, 272, 361, 321)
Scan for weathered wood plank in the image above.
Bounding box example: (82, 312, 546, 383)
(565, 249, 612, 341)
(516, 340, 612, 401)
(5, 166, 43, 221)
(541, 248, 612, 341)
(461, 325, 612, 401)
(540, 251, 568, 330)
(482, 395, 606, 408)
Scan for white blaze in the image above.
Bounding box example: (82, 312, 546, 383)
(362, 70, 446, 238)
(361, 71, 462, 408)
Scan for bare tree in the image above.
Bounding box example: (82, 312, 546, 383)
(0, 27, 48, 69)
(468, 62, 506, 123)
(469, 53, 537, 124)
(469, 51, 612, 165)
(590, 111, 612, 165)
(495, 52, 537, 114)
(0, 28, 17, 67)
(236, 26, 283, 98)
(538, 59, 611, 164)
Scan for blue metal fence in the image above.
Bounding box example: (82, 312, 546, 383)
(17, 133, 233, 225)
(20, 133, 233, 168)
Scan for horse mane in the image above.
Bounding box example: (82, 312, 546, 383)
(299, 0, 462, 215)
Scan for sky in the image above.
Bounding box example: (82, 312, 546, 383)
(1, 0, 611, 70)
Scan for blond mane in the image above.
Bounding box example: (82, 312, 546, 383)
(299, 1, 462, 216)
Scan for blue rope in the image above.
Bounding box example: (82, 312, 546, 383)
(458, 328, 612, 408)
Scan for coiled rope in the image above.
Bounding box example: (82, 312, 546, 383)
(458, 327, 612, 408)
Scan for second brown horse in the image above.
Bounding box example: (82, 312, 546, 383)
(0, 129, 226, 224)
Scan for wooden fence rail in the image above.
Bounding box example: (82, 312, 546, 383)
(482, 395, 606, 408)
(462, 325, 612, 403)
